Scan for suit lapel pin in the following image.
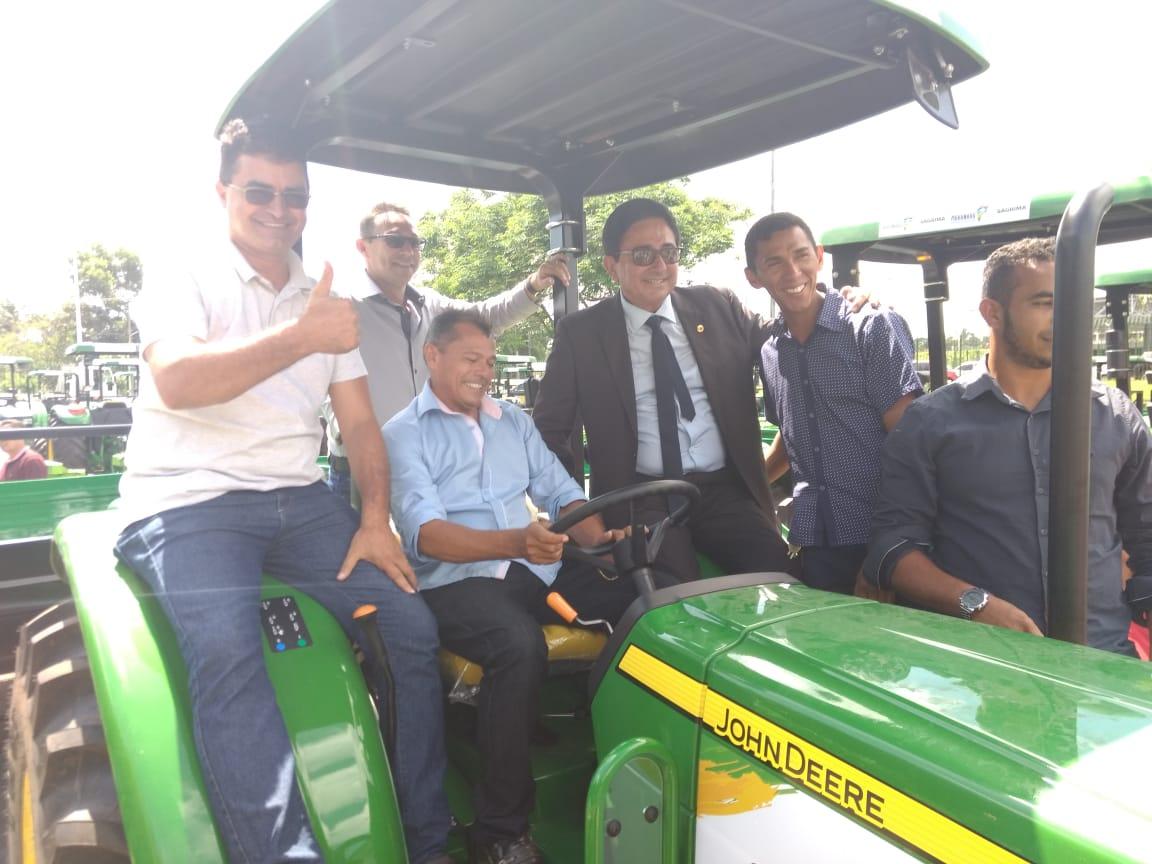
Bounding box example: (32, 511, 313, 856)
(696, 324, 704, 333)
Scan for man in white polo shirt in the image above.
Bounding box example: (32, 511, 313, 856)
(114, 118, 451, 864)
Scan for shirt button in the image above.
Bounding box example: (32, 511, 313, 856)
(808, 412, 815, 419)
(1040, 528, 1048, 536)
(1037, 487, 1045, 494)
(819, 485, 826, 491)
(814, 446, 821, 453)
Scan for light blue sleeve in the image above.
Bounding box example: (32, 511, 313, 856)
(382, 412, 448, 565)
(513, 405, 586, 520)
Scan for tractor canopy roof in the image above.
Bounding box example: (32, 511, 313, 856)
(220, 0, 985, 194)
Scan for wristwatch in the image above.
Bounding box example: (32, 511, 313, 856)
(958, 587, 991, 620)
(525, 277, 548, 301)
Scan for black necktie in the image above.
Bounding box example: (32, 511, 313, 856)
(646, 315, 695, 478)
(392, 302, 416, 392)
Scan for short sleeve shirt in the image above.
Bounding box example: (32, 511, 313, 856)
(116, 242, 366, 528)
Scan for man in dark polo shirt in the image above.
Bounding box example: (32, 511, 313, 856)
(745, 212, 922, 594)
(864, 238, 1152, 654)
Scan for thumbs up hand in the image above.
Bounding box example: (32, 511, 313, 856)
(296, 263, 359, 354)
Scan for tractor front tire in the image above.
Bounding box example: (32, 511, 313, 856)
(5, 602, 128, 863)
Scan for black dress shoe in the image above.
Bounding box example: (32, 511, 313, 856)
(469, 832, 543, 864)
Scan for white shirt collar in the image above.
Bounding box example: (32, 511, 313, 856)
(621, 292, 676, 336)
(227, 243, 311, 298)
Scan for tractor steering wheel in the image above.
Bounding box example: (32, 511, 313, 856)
(548, 480, 700, 579)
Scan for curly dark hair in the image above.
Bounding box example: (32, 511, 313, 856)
(982, 238, 1056, 304)
(218, 117, 309, 184)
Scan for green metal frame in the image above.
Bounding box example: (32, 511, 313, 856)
(0, 473, 121, 542)
(53, 510, 406, 863)
(584, 737, 680, 864)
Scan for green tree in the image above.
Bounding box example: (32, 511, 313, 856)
(70, 244, 143, 344)
(37, 245, 143, 365)
(419, 180, 751, 358)
(0, 300, 18, 336)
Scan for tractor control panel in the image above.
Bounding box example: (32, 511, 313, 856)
(260, 596, 313, 652)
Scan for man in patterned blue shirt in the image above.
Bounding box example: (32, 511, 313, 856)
(745, 213, 922, 594)
(384, 308, 630, 864)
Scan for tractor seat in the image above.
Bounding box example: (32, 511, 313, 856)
(438, 625, 607, 704)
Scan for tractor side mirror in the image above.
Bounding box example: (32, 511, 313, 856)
(907, 37, 959, 129)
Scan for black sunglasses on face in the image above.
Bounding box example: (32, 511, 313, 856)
(617, 244, 681, 266)
(227, 184, 310, 209)
(366, 234, 426, 250)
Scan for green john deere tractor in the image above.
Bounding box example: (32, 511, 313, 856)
(5, 2, 1151, 863)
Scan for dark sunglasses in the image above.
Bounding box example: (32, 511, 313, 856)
(227, 184, 310, 209)
(617, 244, 681, 266)
(366, 233, 426, 250)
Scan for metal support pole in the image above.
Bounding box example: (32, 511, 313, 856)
(538, 175, 588, 483)
(920, 257, 950, 390)
(829, 248, 862, 292)
(73, 257, 83, 344)
(1049, 182, 1114, 645)
(540, 179, 586, 321)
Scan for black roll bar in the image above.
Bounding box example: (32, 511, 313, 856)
(1049, 182, 1114, 644)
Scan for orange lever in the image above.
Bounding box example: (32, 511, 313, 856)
(353, 604, 378, 620)
(546, 592, 579, 624)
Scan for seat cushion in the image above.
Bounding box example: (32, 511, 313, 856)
(438, 624, 607, 692)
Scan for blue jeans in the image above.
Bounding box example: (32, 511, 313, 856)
(115, 482, 449, 864)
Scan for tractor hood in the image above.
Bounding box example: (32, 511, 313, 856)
(595, 578, 1152, 863)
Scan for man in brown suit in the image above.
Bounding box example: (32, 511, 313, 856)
(533, 198, 792, 584)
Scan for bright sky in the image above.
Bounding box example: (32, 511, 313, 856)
(3, 1, 1150, 340)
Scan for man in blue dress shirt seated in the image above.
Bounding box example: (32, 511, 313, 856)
(383, 308, 631, 864)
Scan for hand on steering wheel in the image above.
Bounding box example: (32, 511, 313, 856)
(547, 480, 700, 575)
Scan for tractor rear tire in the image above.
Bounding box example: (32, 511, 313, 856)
(5, 602, 128, 863)
(46, 424, 87, 471)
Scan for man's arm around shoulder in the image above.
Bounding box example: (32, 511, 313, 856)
(857, 308, 923, 431)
